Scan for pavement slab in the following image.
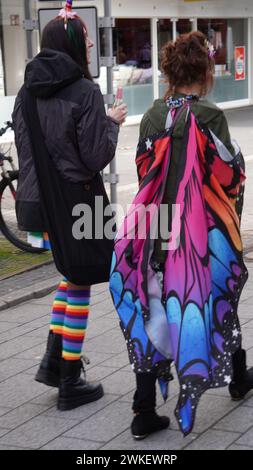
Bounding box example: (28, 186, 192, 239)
(0, 110, 253, 450)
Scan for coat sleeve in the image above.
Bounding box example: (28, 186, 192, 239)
(76, 85, 120, 173)
(139, 112, 153, 141)
(206, 109, 246, 222)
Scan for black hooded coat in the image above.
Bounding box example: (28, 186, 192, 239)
(12, 49, 119, 285)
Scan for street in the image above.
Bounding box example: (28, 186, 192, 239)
(0, 106, 252, 450)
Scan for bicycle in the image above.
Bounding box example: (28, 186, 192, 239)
(0, 121, 46, 253)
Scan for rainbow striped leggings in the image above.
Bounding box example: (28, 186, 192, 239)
(50, 279, 90, 361)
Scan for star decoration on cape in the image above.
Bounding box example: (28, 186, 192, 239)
(232, 329, 240, 338)
(145, 138, 152, 151)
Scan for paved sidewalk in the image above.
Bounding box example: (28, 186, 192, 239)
(0, 106, 252, 450)
(0, 260, 252, 451)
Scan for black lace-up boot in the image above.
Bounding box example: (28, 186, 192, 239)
(57, 357, 104, 411)
(35, 331, 62, 387)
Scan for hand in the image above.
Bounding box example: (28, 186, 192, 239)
(108, 103, 128, 125)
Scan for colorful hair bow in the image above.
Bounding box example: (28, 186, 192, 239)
(57, 0, 88, 39)
(58, 0, 78, 31)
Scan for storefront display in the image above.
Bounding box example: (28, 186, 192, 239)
(0, 0, 252, 119)
(198, 18, 248, 103)
(112, 18, 154, 116)
(102, 16, 249, 116)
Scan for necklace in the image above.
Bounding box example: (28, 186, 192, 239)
(166, 94, 199, 108)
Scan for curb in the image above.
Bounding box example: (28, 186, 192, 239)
(0, 259, 53, 283)
(0, 275, 60, 312)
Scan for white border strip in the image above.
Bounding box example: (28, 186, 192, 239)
(124, 100, 252, 126)
(245, 154, 253, 162)
(218, 99, 250, 110)
(124, 114, 143, 126)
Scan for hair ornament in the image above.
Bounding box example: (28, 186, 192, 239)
(58, 0, 78, 31)
(205, 39, 216, 58)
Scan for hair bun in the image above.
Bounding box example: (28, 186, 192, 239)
(161, 31, 214, 96)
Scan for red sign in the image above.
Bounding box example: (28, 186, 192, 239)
(235, 46, 246, 81)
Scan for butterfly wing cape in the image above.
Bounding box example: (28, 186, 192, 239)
(109, 107, 248, 435)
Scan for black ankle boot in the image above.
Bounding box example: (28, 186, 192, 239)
(57, 358, 104, 411)
(35, 331, 62, 387)
(229, 348, 253, 400)
(131, 410, 170, 440)
(131, 372, 170, 439)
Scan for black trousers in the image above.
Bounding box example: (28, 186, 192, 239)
(132, 373, 157, 413)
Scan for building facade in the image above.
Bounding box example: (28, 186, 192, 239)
(0, 0, 253, 124)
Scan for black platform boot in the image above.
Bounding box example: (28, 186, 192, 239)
(131, 373, 170, 440)
(229, 348, 253, 400)
(35, 331, 62, 387)
(57, 358, 104, 411)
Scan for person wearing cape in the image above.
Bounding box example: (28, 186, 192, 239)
(109, 31, 253, 439)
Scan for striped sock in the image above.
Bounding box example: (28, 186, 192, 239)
(62, 288, 91, 361)
(50, 279, 68, 335)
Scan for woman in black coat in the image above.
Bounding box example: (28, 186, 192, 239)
(12, 3, 127, 411)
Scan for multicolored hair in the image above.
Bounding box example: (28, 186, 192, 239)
(41, 6, 92, 81)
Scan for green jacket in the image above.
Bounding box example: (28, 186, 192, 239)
(139, 94, 235, 264)
(140, 95, 234, 155)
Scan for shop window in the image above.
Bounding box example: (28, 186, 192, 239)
(176, 19, 192, 36)
(98, 18, 153, 117)
(198, 18, 248, 103)
(158, 19, 173, 66)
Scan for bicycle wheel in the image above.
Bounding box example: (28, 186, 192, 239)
(0, 171, 47, 253)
